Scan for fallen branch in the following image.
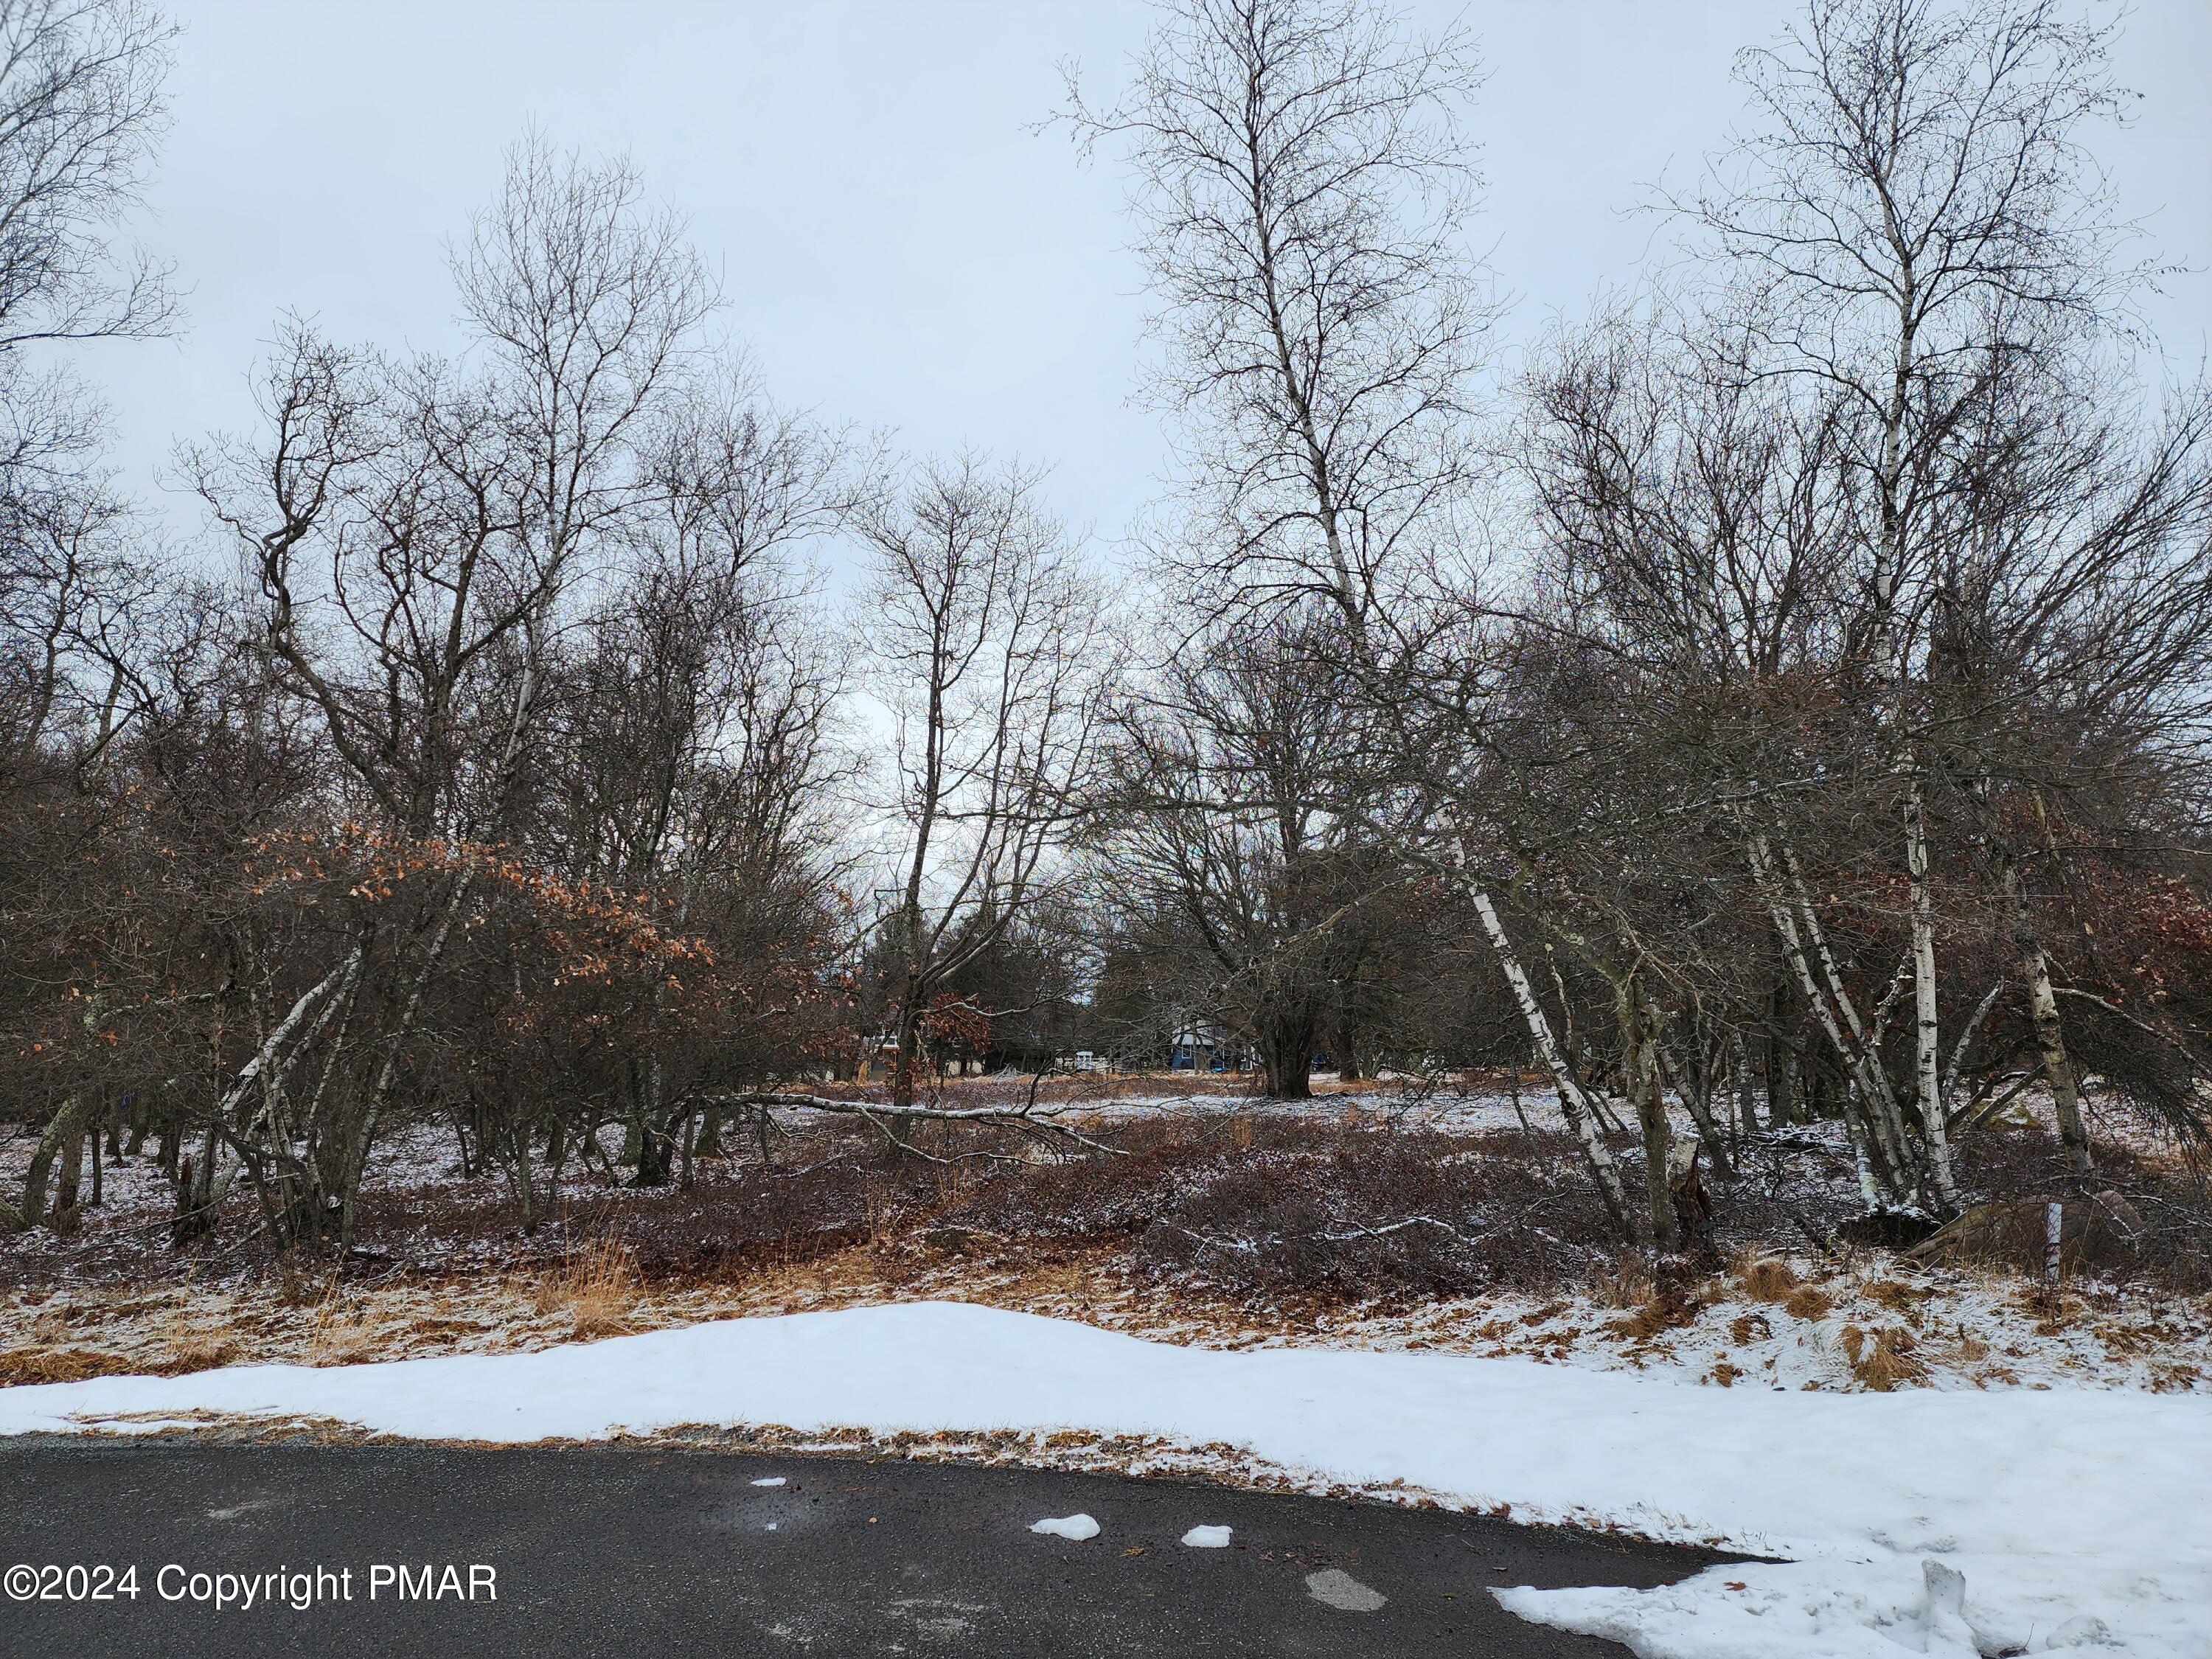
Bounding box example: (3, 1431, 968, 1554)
(1318, 1214, 1478, 1244)
(692, 1092, 1128, 1158)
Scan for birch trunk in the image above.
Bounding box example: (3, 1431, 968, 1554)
(1469, 888, 1634, 1237)
(1663, 1042, 1733, 1181)
(1776, 843, 1916, 1178)
(1731, 1030, 1759, 1135)
(1745, 832, 1916, 1203)
(1905, 779, 1958, 1209)
(1998, 855, 2093, 1176)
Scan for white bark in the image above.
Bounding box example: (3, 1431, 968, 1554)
(1999, 852, 2093, 1177)
(1905, 779, 1958, 1208)
(1746, 831, 1916, 1201)
(1468, 888, 1633, 1235)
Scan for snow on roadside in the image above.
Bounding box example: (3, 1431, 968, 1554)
(1, 1301, 2205, 1658)
(9, 1235, 2205, 1396)
(1346, 1267, 2212, 1395)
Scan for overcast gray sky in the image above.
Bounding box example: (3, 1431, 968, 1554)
(81, 0, 2212, 564)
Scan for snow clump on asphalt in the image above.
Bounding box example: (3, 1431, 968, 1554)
(1029, 1513, 1099, 1541)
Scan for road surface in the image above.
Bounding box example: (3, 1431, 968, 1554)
(0, 1442, 1732, 1655)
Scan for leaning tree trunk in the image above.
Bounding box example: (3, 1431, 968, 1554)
(1745, 831, 1919, 1205)
(342, 877, 470, 1248)
(1666, 1046, 1733, 1182)
(1468, 889, 1634, 1239)
(10, 1098, 85, 1233)
(1998, 852, 2093, 1178)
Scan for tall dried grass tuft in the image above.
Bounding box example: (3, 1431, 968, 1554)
(1586, 1256, 1652, 1310)
(1737, 1257, 1800, 1303)
(1619, 1285, 1703, 1341)
(157, 1288, 236, 1376)
(535, 1237, 639, 1338)
(308, 1283, 381, 1367)
(1838, 1323, 1927, 1390)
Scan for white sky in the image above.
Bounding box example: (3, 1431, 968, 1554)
(76, 1, 2212, 569)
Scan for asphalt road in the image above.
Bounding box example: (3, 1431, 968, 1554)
(0, 1443, 1732, 1657)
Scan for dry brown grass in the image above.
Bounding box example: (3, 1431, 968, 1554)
(1729, 1311, 1774, 1344)
(1618, 1285, 1703, 1341)
(1838, 1323, 1927, 1390)
(532, 1237, 639, 1338)
(0, 1346, 137, 1385)
(1783, 1283, 1833, 1321)
(157, 1334, 237, 1376)
(155, 1288, 237, 1376)
(1865, 1279, 1927, 1318)
(307, 1284, 383, 1368)
(1737, 1258, 1800, 1303)
(1585, 1256, 1652, 1310)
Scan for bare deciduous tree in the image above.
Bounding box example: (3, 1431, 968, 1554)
(1678, 0, 2152, 1210)
(1063, 0, 1491, 631)
(858, 456, 1115, 1109)
(0, 0, 175, 350)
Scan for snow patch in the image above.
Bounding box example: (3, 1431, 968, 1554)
(0, 1301, 2202, 1658)
(1180, 1524, 1233, 1548)
(1498, 1556, 2137, 1659)
(749, 1476, 786, 1487)
(1029, 1512, 1099, 1541)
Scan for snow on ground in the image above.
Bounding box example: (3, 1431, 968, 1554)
(1353, 1266, 2212, 1395)
(1027, 1512, 1099, 1540)
(1070, 1081, 1545, 1135)
(1, 1301, 2205, 1658)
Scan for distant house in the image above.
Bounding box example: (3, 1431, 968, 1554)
(1169, 1019, 1229, 1072)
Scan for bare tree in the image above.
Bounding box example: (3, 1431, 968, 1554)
(0, 0, 173, 772)
(0, 391, 141, 775)
(1677, 0, 2156, 1210)
(1065, 0, 1646, 1223)
(0, 0, 173, 1233)
(858, 456, 1115, 1109)
(1100, 611, 1396, 1097)
(179, 137, 721, 1242)
(536, 370, 858, 1186)
(0, 0, 176, 350)
(1062, 0, 1491, 631)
